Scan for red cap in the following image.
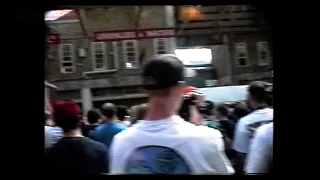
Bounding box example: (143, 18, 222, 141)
(183, 86, 198, 95)
(53, 100, 81, 121)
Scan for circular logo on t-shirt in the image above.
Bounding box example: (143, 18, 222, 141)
(125, 146, 191, 174)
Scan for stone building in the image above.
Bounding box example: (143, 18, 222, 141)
(45, 6, 176, 112)
(45, 5, 273, 113)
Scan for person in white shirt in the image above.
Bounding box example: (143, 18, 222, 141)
(232, 81, 273, 173)
(245, 122, 273, 174)
(45, 125, 63, 149)
(109, 54, 234, 174)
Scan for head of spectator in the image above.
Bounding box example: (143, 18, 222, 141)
(87, 108, 102, 125)
(130, 103, 149, 126)
(247, 81, 269, 110)
(215, 104, 229, 121)
(53, 100, 82, 134)
(101, 103, 117, 122)
(142, 54, 195, 120)
(117, 105, 129, 121)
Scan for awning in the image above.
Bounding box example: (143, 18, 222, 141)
(45, 81, 57, 89)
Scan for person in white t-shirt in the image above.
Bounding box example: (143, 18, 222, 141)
(109, 54, 234, 174)
(245, 122, 273, 174)
(232, 81, 273, 174)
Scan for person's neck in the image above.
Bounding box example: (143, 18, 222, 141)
(64, 129, 83, 137)
(145, 98, 175, 121)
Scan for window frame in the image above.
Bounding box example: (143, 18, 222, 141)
(256, 41, 270, 66)
(153, 38, 169, 55)
(59, 43, 76, 74)
(122, 40, 139, 69)
(91, 42, 107, 71)
(235, 42, 249, 67)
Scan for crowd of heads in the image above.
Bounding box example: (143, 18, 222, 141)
(45, 53, 273, 175)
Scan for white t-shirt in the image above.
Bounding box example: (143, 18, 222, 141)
(232, 108, 273, 153)
(109, 115, 234, 174)
(245, 123, 273, 174)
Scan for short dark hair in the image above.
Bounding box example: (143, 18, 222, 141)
(87, 109, 102, 124)
(53, 100, 81, 132)
(142, 54, 186, 90)
(248, 81, 269, 103)
(117, 105, 128, 121)
(216, 104, 229, 117)
(101, 103, 117, 119)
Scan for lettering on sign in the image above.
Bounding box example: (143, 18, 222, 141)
(94, 28, 176, 41)
(45, 9, 77, 21)
(46, 34, 60, 45)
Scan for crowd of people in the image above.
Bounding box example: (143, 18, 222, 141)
(44, 54, 273, 175)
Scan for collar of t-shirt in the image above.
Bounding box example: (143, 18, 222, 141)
(134, 115, 187, 132)
(244, 108, 273, 125)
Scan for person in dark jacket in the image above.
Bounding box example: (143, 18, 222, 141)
(215, 104, 235, 140)
(45, 100, 109, 174)
(215, 104, 236, 161)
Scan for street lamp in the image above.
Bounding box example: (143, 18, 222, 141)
(179, 6, 202, 21)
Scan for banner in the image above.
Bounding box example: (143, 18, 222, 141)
(94, 28, 176, 41)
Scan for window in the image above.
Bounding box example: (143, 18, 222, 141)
(91, 42, 107, 71)
(154, 38, 168, 54)
(59, 44, 75, 73)
(123, 40, 139, 68)
(235, 43, 249, 67)
(257, 41, 270, 66)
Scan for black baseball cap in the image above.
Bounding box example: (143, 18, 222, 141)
(142, 54, 196, 90)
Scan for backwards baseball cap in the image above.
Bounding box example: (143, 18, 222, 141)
(142, 54, 196, 90)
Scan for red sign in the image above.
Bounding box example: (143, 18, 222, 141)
(46, 34, 60, 45)
(94, 28, 176, 41)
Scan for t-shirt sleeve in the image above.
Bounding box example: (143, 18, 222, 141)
(232, 120, 250, 153)
(244, 126, 271, 174)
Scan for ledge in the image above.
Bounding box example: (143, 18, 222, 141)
(84, 69, 117, 75)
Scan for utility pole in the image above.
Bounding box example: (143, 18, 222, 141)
(77, 7, 93, 114)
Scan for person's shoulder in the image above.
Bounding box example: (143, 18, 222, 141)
(236, 114, 252, 127)
(83, 137, 108, 150)
(189, 126, 224, 153)
(179, 125, 223, 149)
(195, 125, 223, 138)
(255, 123, 273, 138)
(112, 125, 135, 141)
(115, 123, 127, 130)
(252, 108, 273, 119)
(93, 123, 105, 132)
